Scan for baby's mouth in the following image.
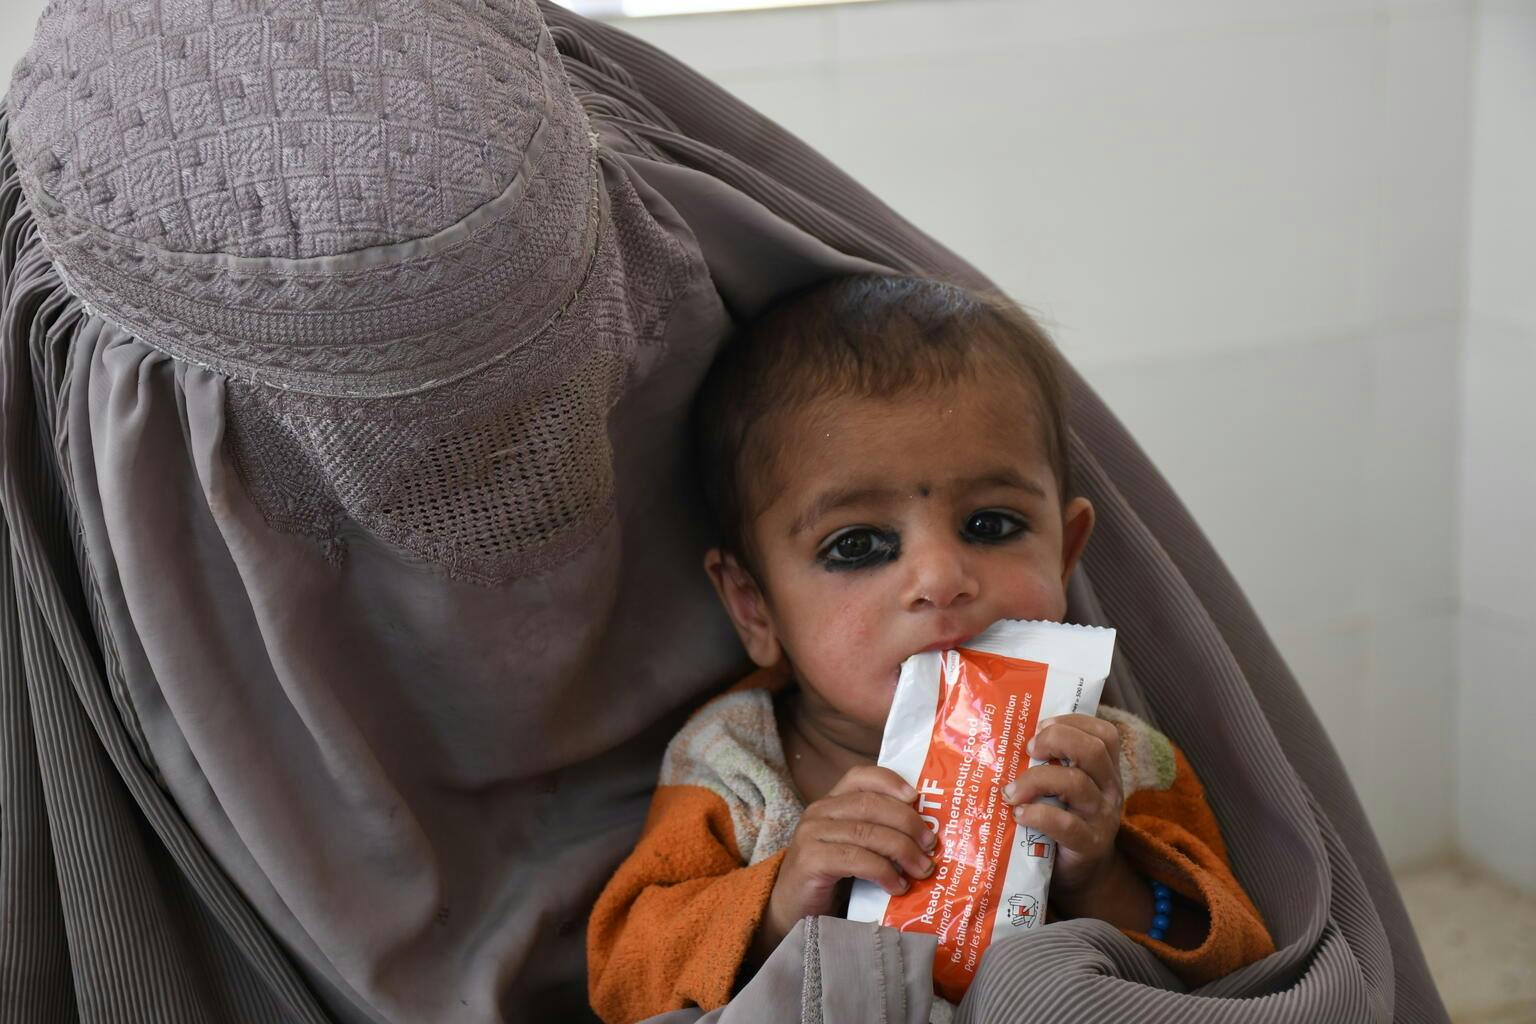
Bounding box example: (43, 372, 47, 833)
(917, 634, 975, 655)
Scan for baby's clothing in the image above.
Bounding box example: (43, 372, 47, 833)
(587, 667, 1274, 1024)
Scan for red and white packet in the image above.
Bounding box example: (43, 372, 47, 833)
(847, 619, 1116, 1004)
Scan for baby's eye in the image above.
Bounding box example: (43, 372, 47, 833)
(964, 510, 1027, 543)
(818, 528, 898, 570)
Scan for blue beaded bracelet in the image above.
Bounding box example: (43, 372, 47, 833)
(1148, 881, 1173, 941)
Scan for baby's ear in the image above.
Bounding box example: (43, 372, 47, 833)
(703, 549, 782, 669)
(1059, 496, 1096, 585)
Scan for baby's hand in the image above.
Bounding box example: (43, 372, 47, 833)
(757, 766, 936, 956)
(1003, 714, 1125, 907)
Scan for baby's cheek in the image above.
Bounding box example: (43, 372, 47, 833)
(1001, 573, 1069, 623)
(796, 595, 872, 644)
(785, 596, 871, 670)
(803, 602, 887, 693)
(816, 609, 875, 676)
(837, 599, 881, 646)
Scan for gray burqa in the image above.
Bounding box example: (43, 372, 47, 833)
(0, 1, 1447, 1022)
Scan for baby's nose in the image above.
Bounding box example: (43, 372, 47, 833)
(903, 541, 979, 611)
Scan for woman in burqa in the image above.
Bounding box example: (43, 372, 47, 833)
(0, 1, 1446, 1022)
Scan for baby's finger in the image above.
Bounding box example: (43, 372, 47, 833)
(828, 765, 918, 803)
(1013, 801, 1097, 853)
(809, 819, 935, 881)
(810, 842, 913, 896)
(1003, 764, 1103, 816)
(809, 790, 939, 854)
(1029, 717, 1121, 801)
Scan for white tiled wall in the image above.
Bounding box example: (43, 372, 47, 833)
(1, 0, 45, 84)
(620, 0, 1475, 870)
(1459, 2, 1536, 890)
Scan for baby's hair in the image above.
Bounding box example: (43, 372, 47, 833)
(694, 273, 1072, 572)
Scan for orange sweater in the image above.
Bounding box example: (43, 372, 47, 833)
(588, 672, 1273, 1023)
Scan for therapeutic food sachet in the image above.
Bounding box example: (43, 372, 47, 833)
(847, 619, 1117, 1003)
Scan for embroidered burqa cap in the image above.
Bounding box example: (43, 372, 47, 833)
(7, 0, 685, 585)
(9, 0, 597, 398)
(0, 1, 1448, 1022)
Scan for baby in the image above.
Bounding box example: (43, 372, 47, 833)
(588, 275, 1273, 1022)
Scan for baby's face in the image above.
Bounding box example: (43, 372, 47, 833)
(723, 380, 1094, 740)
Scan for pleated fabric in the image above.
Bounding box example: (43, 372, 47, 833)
(1, 111, 340, 1024)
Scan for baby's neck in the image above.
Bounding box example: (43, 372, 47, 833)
(775, 687, 883, 805)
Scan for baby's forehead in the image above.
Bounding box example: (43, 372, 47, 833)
(750, 384, 1052, 499)
(772, 379, 1047, 447)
